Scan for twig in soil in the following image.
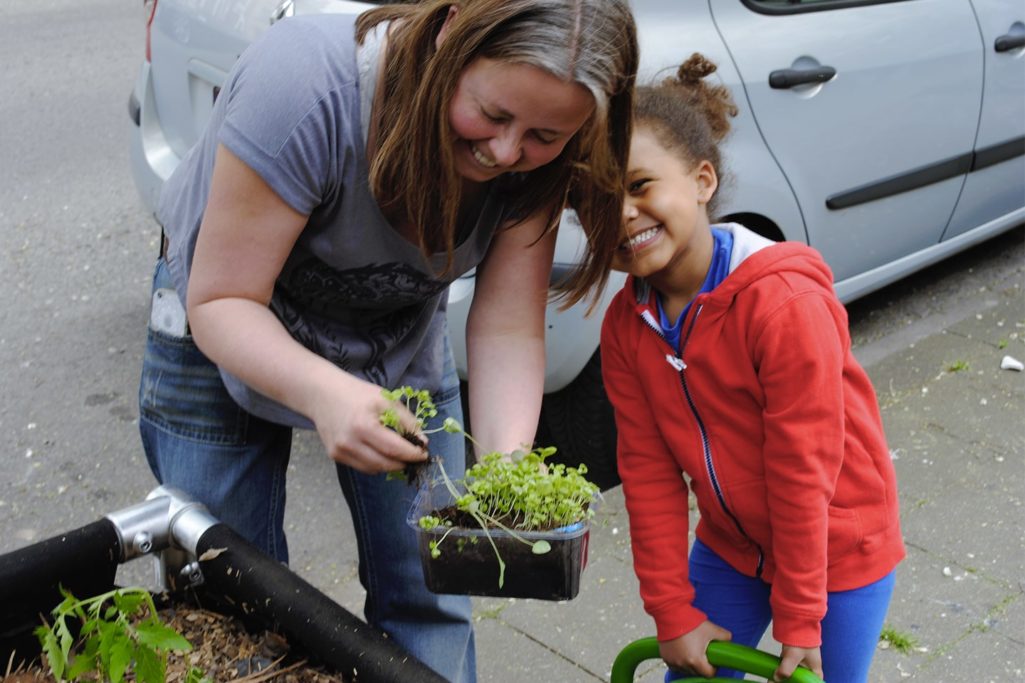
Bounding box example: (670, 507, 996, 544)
(232, 655, 287, 682)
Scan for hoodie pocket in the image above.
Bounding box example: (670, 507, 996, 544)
(826, 505, 863, 564)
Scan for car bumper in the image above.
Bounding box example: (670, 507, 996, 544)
(128, 62, 180, 216)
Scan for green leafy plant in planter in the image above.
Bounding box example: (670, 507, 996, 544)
(34, 586, 208, 683)
(380, 386, 601, 598)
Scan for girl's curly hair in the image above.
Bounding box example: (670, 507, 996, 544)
(634, 53, 738, 217)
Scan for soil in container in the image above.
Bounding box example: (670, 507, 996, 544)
(411, 489, 594, 601)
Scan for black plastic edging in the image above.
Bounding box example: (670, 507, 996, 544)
(196, 523, 447, 683)
(825, 153, 973, 210)
(972, 135, 1025, 172)
(826, 133, 1025, 210)
(0, 519, 123, 668)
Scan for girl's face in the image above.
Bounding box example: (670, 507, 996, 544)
(447, 57, 595, 183)
(613, 128, 718, 283)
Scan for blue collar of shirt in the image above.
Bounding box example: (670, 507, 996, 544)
(657, 227, 735, 351)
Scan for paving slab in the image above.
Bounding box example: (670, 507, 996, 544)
(474, 616, 601, 682)
(473, 486, 653, 682)
(901, 625, 1025, 683)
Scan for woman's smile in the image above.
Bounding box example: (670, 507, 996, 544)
(447, 57, 595, 183)
(470, 143, 498, 169)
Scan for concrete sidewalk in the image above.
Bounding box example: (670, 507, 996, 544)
(462, 260, 1024, 681)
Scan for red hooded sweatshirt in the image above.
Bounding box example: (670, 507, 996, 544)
(601, 224, 905, 648)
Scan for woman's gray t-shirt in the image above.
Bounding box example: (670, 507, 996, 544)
(157, 13, 506, 429)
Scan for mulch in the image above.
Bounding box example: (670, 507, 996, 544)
(3, 602, 346, 682)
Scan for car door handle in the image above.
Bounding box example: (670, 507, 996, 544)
(994, 33, 1025, 52)
(768, 66, 837, 89)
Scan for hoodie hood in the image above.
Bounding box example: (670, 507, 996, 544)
(630, 223, 835, 317)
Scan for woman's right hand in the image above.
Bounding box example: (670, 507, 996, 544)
(309, 373, 429, 474)
(659, 620, 733, 679)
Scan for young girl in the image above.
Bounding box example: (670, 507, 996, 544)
(598, 55, 905, 683)
(140, 2, 638, 681)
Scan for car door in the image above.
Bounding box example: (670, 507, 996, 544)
(711, 0, 983, 289)
(942, 0, 1025, 240)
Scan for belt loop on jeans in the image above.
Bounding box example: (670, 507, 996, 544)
(159, 227, 169, 260)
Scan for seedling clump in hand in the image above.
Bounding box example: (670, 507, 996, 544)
(379, 385, 446, 486)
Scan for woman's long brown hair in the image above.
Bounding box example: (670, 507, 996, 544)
(356, 0, 637, 307)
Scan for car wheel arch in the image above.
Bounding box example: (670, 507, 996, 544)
(718, 212, 786, 243)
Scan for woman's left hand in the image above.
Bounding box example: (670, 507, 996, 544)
(774, 645, 822, 681)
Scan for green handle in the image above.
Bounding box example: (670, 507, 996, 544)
(610, 637, 824, 683)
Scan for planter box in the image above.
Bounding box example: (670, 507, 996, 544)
(0, 501, 447, 683)
(406, 481, 596, 601)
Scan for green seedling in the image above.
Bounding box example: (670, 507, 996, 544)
(34, 586, 209, 683)
(383, 385, 599, 589)
(423, 449, 598, 588)
(945, 360, 969, 372)
(380, 386, 437, 435)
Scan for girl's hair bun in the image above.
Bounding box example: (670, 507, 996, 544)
(676, 53, 718, 86)
(650, 52, 736, 143)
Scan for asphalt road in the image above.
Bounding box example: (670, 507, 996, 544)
(1, 0, 1022, 680)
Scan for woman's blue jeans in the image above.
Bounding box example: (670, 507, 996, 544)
(666, 538, 895, 683)
(138, 258, 476, 682)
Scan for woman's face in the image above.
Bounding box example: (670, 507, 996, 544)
(447, 57, 595, 183)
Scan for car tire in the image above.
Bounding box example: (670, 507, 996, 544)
(535, 348, 621, 491)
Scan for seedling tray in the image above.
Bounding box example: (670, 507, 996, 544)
(407, 481, 594, 601)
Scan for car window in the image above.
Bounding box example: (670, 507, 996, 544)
(743, 0, 911, 14)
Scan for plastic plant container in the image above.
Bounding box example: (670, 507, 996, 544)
(406, 480, 596, 601)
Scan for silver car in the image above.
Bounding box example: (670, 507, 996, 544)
(129, 0, 1024, 489)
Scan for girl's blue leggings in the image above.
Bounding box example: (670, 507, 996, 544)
(667, 539, 895, 683)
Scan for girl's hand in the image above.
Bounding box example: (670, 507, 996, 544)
(774, 645, 823, 681)
(659, 620, 732, 679)
(310, 375, 428, 474)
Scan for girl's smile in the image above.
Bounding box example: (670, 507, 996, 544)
(613, 128, 718, 295)
(620, 223, 664, 254)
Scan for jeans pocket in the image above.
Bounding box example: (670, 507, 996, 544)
(139, 328, 249, 445)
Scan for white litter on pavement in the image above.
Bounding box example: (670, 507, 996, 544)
(1000, 355, 1024, 371)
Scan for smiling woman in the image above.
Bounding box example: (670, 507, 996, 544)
(132, 1, 638, 681)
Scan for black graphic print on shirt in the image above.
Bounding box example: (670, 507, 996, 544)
(271, 259, 449, 386)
